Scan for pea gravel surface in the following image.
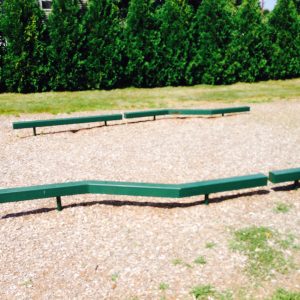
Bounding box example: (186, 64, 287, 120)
(0, 101, 300, 299)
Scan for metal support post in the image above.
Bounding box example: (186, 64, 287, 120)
(56, 196, 62, 211)
(204, 194, 209, 205)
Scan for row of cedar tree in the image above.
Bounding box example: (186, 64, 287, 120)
(0, 0, 299, 93)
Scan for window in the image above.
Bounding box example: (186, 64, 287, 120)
(40, 0, 52, 10)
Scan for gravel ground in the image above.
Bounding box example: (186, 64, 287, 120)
(0, 101, 299, 299)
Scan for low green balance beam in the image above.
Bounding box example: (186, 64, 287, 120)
(13, 106, 250, 136)
(0, 173, 267, 212)
(123, 106, 250, 120)
(169, 106, 250, 116)
(124, 109, 170, 121)
(13, 113, 123, 136)
(269, 167, 300, 188)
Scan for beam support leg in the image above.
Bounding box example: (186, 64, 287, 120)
(153, 115, 156, 121)
(56, 196, 63, 211)
(294, 180, 299, 189)
(33, 127, 37, 136)
(204, 194, 209, 205)
(104, 121, 107, 126)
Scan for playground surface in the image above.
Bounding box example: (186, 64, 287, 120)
(0, 101, 299, 299)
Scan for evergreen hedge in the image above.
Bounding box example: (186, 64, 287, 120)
(267, 0, 300, 79)
(0, 0, 49, 92)
(48, 0, 87, 91)
(225, 0, 269, 83)
(0, 0, 299, 93)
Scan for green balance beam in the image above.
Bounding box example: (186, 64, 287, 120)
(124, 109, 170, 120)
(0, 173, 267, 211)
(13, 114, 123, 136)
(169, 106, 250, 116)
(13, 107, 250, 136)
(124, 106, 250, 120)
(269, 167, 300, 187)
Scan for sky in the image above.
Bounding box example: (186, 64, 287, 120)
(263, 0, 277, 10)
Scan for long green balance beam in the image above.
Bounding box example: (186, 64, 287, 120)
(0, 173, 267, 211)
(13, 113, 123, 136)
(12, 107, 250, 136)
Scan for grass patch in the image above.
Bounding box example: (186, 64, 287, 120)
(274, 203, 293, 214)
(194, 256, 207, 265)
(1, 78, 300, 115)
(190, 285, 233, 300)
(205, 242, 216, 249)
(172, 258, 193, 268)
(172, 258, 183, 266)
(111, 273, 119, 282)
(231, 226, 298, 279)
(268, 288, 300, 300)
(159, 282, 169, 291)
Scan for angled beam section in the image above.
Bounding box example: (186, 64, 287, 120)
(180, 174, 268, 204)
(0, 173, 268, 211)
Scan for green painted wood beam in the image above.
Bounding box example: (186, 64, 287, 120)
(88, 181, 181, 198)
(13, 114, 123, 129)
(0, 182, 89, 203)
(180, 174, 268, 197)
(12, 107, 250, 134)
(124, 109, 170, 119)
(0, 173, 268, 210)
(269, 167, 300, 184)
(170, 109, 212, 115)
(169, 106, 250, 116)
(208, 106, 250, 115)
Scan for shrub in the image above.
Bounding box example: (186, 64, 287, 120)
(267, 0, 300, 79)
(48, 0, 87, 91)
(84, 0, 123, 89)
(225, 0, 269, 83)
(0, 0, 49, 93)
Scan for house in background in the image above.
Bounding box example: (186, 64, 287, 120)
(38, 0, 87, 12)
(38, 0, 52, 11)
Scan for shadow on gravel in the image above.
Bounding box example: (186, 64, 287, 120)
(1, 189, 269, 219)
(272, 183, 299, 192)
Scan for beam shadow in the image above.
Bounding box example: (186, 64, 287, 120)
(1, 189, 269, 219)
(272, 183, 299, 192)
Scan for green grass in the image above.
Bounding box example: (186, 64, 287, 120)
(159, 282, 169, 291)
(268, 288, 300, 300)
(231, 226, 298, 279)
(274, 203, 293, 214)
(205, 242, 216, 249)
(1, 78, 300, 115)
(194, 256, 207, 265)
(190, 285, 233, 300)
(171, 258, 193, 268)
(111, 273, 119, 282)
